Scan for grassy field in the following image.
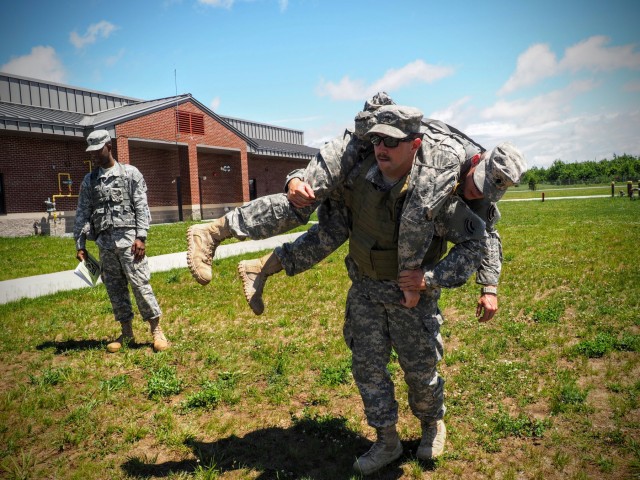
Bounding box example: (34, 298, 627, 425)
(0, 197, 639, 479)
(502, 183, 619, 199)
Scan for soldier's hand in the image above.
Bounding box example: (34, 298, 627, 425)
(131, 238, 146, 262)
(476, 293, 498, 322)
(76, 249, 87, 262)
(400, 289, 420, 308)
(397, 269, 425, 291)
(287, 178, 316, 208)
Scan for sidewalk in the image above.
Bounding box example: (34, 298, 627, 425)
(0, 232, 304, 305)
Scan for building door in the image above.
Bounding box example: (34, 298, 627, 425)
(0, 174, 6, 215)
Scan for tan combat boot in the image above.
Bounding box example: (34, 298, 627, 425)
(416, 419, 446, 460)
(353, 425, 403, 475)
(148, 317, 169, 352)
(106, 320, 134, 353)
(237, 252, 283, 315)
(186, 217, 231, 285)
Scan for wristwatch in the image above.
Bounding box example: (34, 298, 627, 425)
(481, 285, 497, 295)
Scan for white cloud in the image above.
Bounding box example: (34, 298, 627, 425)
(316, 60, 454, 101)
(198, 0, 234, 7)
(0, 46, 66, 83)
(500, 36, 640, 95)
(560, 35, 640, 73)
(485, 80, 597, 126)
(428, 96, 473, 125)
(210, 97, 221, 110)
(70, 21, 118, 48)
(499, 43, 558, 94)
(279, 0, 288, 11)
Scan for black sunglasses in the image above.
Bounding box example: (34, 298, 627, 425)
(370, 134, 411, 148)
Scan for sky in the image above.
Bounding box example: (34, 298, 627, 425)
(1, 0, 639, 169)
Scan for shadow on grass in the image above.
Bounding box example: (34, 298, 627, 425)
(36, 338, 148, 353)
(121, 416, 432, 479)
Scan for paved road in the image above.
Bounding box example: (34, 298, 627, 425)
(0, 232, 304, 305)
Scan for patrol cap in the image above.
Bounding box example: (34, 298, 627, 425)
(85, 129, 111, 152)
(363, 91, 395, 112)
(366, 105, 423, 139)
(473, 142, 527, 202)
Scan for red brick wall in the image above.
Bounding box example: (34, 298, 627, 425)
(198, 152, 243, 204)
(247, 155, 309, 197)
(0, 133, 90, 214)
(128, 145, 181, 206)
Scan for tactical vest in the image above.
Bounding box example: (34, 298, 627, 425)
(89, 162, 135, 235)
(344, 154, 409, 280)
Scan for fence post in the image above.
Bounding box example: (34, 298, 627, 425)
(541, 192, 545, 202)
(628, 181, 633, 200)
(611, 181, 615, 198)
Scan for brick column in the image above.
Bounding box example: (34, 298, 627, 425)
(240, 149, 249, 203)
(187, 142, 201, 220)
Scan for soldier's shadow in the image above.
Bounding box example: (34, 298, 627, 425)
(121, 417, 428, 479)
(37, 339, 147, 353)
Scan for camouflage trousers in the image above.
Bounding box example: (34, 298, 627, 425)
(343, 270, 445, 428)
(225, 193, 316, 240)
(99, 246, 162, 323)
(275, 198, 349, 276)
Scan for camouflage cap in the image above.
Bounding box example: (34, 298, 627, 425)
(363, 91, 396, 112)
(367, 105, 423, 139)
(354, 92, 397, 138)
(473, 142, 527, 202)
(85, 129, 111, 152)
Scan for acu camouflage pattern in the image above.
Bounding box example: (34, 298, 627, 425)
(100, 246, 161, 322)
(343, 260, 446, 427)
(221, 91, 501, 288)
(73, 162, 161, 323)
(74, 163, 150, 251)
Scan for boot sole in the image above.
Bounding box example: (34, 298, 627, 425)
(237, 261, 264, 316)
(186, 227, 212, 286)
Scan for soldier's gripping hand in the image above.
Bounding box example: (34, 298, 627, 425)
(398, 269, 426, 308)
(76, 249, 88, 262)
(287, 178, 316, 208)
(476, 292, 498, 322)
(131, 238, 146, 262)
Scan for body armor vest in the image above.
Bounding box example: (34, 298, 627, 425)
(344, 154, 408, 280)
(89, 163, 135, 235)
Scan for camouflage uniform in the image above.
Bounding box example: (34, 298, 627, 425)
(339, 149, 487, 427)
(274, 119, 502, 289)
(74, 163, 162, 323)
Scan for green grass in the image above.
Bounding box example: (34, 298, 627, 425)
(0, 197, 639, 479)
(502, 182, 617, 199)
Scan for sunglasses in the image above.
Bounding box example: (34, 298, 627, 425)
(370, 134, 411, 148)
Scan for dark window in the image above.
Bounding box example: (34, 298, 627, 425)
(176, 110, 205, 135)
(249, 178, 257, 200)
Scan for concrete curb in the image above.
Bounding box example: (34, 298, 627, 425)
(0, 232, 304, 305)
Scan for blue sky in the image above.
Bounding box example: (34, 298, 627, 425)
(2, 0, 639, 168)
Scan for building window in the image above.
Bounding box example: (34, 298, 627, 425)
(176, 110, 205, 135)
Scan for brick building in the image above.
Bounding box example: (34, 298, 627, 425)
(0, 72, 318, 237)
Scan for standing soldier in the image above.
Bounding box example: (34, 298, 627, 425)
(74, 130, 168, 353)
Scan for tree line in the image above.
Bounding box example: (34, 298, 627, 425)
(520, 154, 640, 186)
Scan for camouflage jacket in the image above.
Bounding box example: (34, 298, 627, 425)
(287, 121, 501, 287)
(74, 162, 150, 251)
